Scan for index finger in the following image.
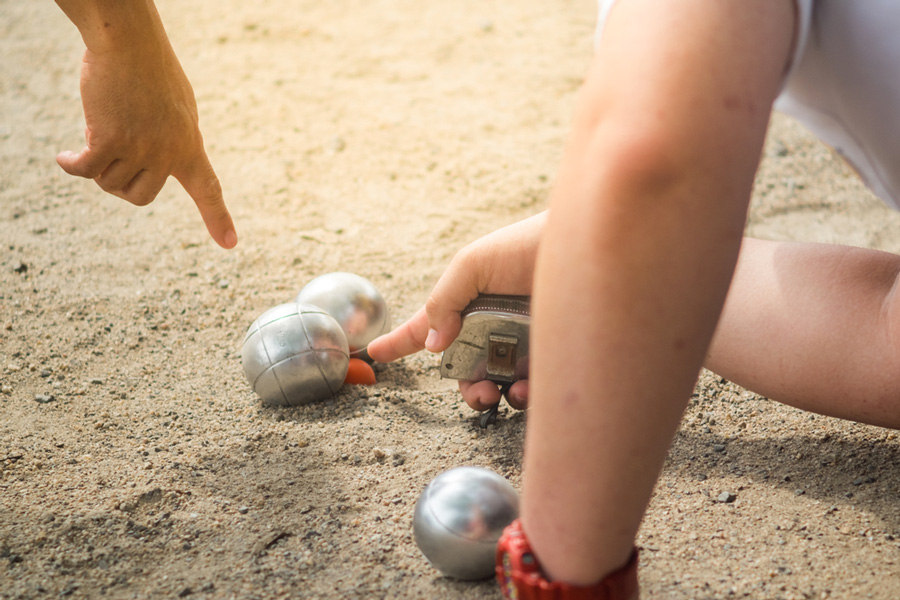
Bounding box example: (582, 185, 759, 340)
(175, 150, 237, 249)
(366, 306, 430, 363)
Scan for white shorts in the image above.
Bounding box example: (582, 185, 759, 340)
(596, 0, 900, 211)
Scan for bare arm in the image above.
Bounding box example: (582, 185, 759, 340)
(54, 0, 236, 248)
(708, 237, 900, 428)
(522, 0, 794, 585)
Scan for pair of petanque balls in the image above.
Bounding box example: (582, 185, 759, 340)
(241, 272, 390, 406)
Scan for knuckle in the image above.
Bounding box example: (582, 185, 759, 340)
(402, 320, 426, 348)
(424, 294, 442, 317)
(453, 243, 491, 291)
(194, 172, 223, 205)
(95, 179, 120, 195)
(202, 174, 223, 200)
(114, 191, 147, 207)
(451, 243, 478, 272)
(129, 192, 155, 207)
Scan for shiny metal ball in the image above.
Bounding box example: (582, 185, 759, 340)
(241, 302, 349, 406)
(413, 466, 520, 580)
(296, 272, 390, 359)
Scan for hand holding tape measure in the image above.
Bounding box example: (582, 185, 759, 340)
(439, 295, 530, 427)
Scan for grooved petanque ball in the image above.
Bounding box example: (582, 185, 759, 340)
(241, 302, 349, 406)
(413, 466, 520, 580)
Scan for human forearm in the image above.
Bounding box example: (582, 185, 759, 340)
(519, 0, 793, 586)
(523, 117, 749, 587)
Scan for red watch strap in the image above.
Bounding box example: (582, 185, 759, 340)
(496, 519, 639, 600)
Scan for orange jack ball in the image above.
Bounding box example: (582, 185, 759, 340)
(344, 358, 377, 385)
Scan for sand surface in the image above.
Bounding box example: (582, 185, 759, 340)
(4, 1, 900, 598)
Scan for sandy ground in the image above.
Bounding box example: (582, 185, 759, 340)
(4, 1, 900, 598)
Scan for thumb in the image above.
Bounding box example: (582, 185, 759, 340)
(175, 151, 237, 249)
(422, 258, 480, 352)
(56, 145, 112, 180)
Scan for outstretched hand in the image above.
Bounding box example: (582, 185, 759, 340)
(367, 212, 546, 410)
(55, 1, 236, 249)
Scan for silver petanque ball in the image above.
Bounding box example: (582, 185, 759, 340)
(296, 272, 390, 359)
(413, 466, 520, 580)
(241, 302, 349, 406)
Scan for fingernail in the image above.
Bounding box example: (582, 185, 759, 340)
(223, 229, 238, 249)
(425, 329, 440, 352)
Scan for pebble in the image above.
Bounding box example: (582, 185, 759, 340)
(717, 491, 736, 503)
(34, 394, 55, 404)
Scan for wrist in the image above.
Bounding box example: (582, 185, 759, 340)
(496, 519, 639, 600)
(56, 0, 166, 54)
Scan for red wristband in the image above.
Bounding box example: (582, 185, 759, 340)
(496, 519, 639, 600)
